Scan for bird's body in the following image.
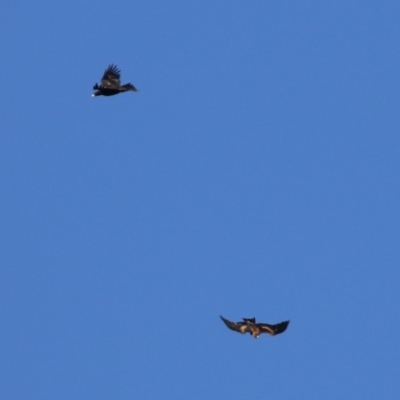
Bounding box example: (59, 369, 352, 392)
(220, 315, 289, 338)
(92, 65, 138, 97)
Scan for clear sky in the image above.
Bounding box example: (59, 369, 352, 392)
(1, 1, 399, 399)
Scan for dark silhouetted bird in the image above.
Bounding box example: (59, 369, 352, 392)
(220, 315, 289, 338)
(92, 65, 138, 97)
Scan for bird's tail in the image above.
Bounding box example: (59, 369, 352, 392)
(122, 83, 138, 92)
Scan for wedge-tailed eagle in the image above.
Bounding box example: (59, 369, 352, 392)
(220, 315, 289, 338)
(92, 65, 138, 97)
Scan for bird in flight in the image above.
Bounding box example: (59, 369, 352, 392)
(92, 65, 138, 97)
(220, 315, 289, 338)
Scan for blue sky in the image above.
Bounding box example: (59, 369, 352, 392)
(1, 1, 399, 399)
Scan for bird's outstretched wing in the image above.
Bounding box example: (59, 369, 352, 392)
(101, 64, 121, 88)
(258, 320, 290, 336)
(220, 315, 248, 334)
(243, 317, 256, 323)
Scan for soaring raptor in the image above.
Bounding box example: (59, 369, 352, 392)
(92, 65, 138, 97)
(220, 315, 289, 338)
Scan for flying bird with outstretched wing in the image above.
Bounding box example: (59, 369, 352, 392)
(92, 64, 138, 97)
(220, 315, 289, 338)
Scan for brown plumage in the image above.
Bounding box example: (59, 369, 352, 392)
(92, 64, 138, 97)
(220, 315, 289, 338)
